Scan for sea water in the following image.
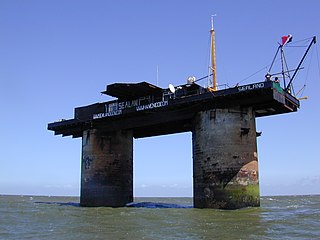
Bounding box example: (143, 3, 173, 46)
(0, 195, 319, 239)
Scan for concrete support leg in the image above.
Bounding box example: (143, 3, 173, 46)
(80, 129, 133, 207)
(193, 107, 260, 209)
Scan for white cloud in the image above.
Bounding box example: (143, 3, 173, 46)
(260, 175, 320, 196)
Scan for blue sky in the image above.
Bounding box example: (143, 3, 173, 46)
(1, 0, 319, 197)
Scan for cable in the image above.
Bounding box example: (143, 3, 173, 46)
(285, 37, 314, 46)
(236, 65, 269, 85)
(316, 43, 320, 83)
(194, 73, 213, 83)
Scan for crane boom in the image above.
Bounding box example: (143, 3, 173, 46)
(285, 36, 316, 92)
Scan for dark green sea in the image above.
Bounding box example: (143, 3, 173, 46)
(0, 195, 319, 239)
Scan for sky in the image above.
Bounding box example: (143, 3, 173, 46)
(1, 0, 319, 197)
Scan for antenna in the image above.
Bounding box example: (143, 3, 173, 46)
(211, 14, 216, 30)
(156, 65, 159, 86)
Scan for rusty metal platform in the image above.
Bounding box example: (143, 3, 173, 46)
(48, 80, 299, 138)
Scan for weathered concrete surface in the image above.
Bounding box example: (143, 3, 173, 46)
(80, 129, 133, 207)
(193, 107, 260, 209)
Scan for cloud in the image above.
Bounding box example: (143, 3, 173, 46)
(0, 182, 79, 196)
(260, 175, 320, 196)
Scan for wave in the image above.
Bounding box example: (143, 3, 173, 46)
(126, 202, 192, 208)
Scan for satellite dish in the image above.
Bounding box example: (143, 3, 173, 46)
(169, 84, 175, 93)
(187, 76, 196, 84)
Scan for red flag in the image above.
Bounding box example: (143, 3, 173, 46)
(281, 34, 293, 46)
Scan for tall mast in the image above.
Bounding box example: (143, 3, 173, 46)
(210, 15, 217, 91)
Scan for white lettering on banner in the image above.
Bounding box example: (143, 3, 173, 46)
(107, 102, 118, 112)
(93, 110, 122, 119)
(131, 99, 139, 107)
(238, 83, 265, 92)
(93, 100, 169, 119)
(136, 101, 169, 111)
(118, 102, 125, 110)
